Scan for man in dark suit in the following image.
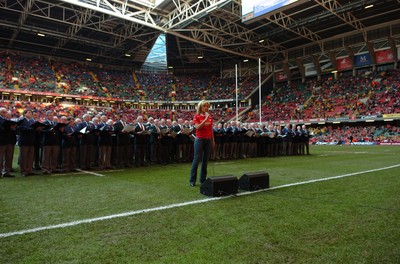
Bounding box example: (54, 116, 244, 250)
(182, 120, 192, 162)
(174, 118, 187, 162)
(32, 110, 42, 170)
(41, 110, 63, 174)
(0, 108, 17, 177)
(97, 118, 114, 169)
(212, 123, 223, 160)
(301, 124, 310, 155)
(164, 119, 175, 164)
(228, 121, 239, 159)
(145, 117, 154, 163)
(281, 123, 294, 156)
(222, 122, 233, 159)
(159, 118, 169, 165)
(113, 114, 132, 167)
(236, 121, 245, 159)
(18, 109, 40, 176)
(149, 118, 162, 164)
(134, 115, 148, 166)
(62, 117, 79, 172)
(76, 113, 96, 170)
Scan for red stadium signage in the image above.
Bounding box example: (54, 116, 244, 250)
(276, 71, 287, 81)
(336, 57, 353, 71)
(375, 49, 394, 64)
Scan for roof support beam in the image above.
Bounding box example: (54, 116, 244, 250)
(388, 36, 398, 61)
(58, 0, 258, 59)
(97, 23, 156, 64)
(366, 41, 376, 64)
(199, 12, 285, 54)
(267, 12, 322, 48)
(52, 8, 96, 53)
(313, 0, 366, 40)
(165, 0, 230, 29)
(8, 0, 35, 46)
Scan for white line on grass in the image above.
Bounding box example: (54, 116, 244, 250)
(50, 169, 124, 177)
(236, 163, 400, 196)
(76, 169, 105, 177)
(1, 163, 399, 239)
(323, 150, 396, 155)
(214, 161, 235, 165)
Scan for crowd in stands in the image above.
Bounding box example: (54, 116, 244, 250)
(249, 69, 400, 122)
(1, 52, 400, 148)
(309, 125, 400, 144)
(0, 54, 257, 102)
(8, 53, 400, 125)
(137, 72, 172, 101)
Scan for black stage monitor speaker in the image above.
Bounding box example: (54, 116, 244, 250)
(238, 171, 269, 191)
(200, 176, 238, 197)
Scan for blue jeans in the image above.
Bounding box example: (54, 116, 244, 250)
(189, 138, 212, 184)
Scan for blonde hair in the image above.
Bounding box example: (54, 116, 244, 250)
(196, 100, 209, 114)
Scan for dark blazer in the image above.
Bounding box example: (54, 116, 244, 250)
(160, 125, 169, 144)
(17, 117, 35, 146)
(98, 124, 113, 146)
(63, 125, 77, 148)
(281, 127, 293, 142)
(113, 120, 131, 145)
(213, 128, 223, 144)
(149, 124, 160, 145)
(174, 124, 188, 145)
(134, 123, 148, 145)
(0, 116, 17, 146)
(41, 120, 58, 146)
(77, 121, 96, 145)
(0, 116, 6, 145)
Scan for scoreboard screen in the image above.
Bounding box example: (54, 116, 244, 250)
(242, 0, 300, 22)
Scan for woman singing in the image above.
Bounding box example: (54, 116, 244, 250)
(189, 100, 215, 186)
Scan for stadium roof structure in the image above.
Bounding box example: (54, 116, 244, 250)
(0, 0, 399, 72)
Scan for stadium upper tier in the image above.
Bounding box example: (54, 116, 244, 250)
(1, 54, 400, 123)
(247, 69, 400, 122)
(0, 54, 258, 102)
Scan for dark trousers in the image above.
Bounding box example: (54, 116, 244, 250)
(150, 141, 162, 163)
(135, 143, 146, 166)
(0, 144, 14, 175)
(42, 145, 60, 173)
(118, 144, 131, 167)
(19, 145, 34, 175)
(99, 145, 112, 168)
(63, 147, 76, 172)
(80, 144, 94, 169)
(34, 144, 41, 168)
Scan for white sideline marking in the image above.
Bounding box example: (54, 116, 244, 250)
(76, 169, 105, 177)
(1, 163, 399, 239)
(238, 163, 400, 195)
(0, 197, 225, 238)
(52, 169, 123, 177)
(214, 161, 235, 165)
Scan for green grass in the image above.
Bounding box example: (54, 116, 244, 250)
(1, 146, 399, 263)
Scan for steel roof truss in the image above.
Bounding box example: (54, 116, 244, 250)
(314, 0, 365, 39)
(267, 11, 322, 50)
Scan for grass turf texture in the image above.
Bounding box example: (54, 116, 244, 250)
(1, 145, 399, 263)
